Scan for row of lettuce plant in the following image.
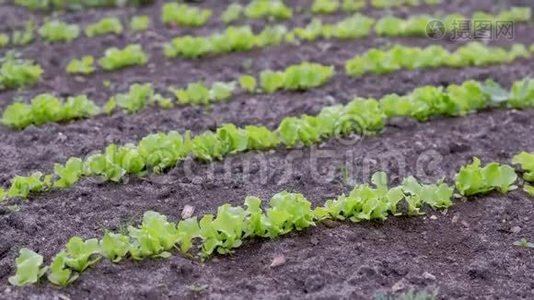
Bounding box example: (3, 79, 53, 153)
(345, 42, 531, 77)
(163, 7, 531, 59)
(1, 77, 533, 201)
(310, 0, 442, 14)
(223, 0, 444, 23)
(1, 62, 334, 129)
(0, 52, 43, 91)
(11, 0, 149, 11)
(65, 43, 148, 75)
(0, 16, 149, 49)
(512, 152, 534, 196)
(7, 155, 522, 287)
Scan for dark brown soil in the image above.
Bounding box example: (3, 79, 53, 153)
(1, 0, 534, 299)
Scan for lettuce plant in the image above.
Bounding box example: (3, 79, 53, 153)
(113, 83, 154, 113)
(221, 3, 243, 23)
(8, 172, 50, 198)
(239, 75, 257, 92)
(506, 79, 534, 109)
(66, 55, 95, 75)
(264, 192, 315, 238)
(138, 131, 189, 172)
(11, 21, 35, 46)
(9, 248, 47, 286)
(164, 35, 212, 58)
(161, 3, 212, 27)
(64, 237, 101, 272)
(0, 33, 9, 48)
(1, 94, 99, 129)
(315, 172, 403, 222)
(259, 62, 334, 93)
(84, 144, 145, 182)
(171, 81, 236, 105)
(98, 44, 148, 71)
(401, 177, 454, 214)
(54, 157, 84, 188)
(341, 0, 365, 12)
(39, 20, 80, 43)
(325, 14, 375, 39)
(85, 17, 123, 37)
(312, 0, 339, 14)
(176, 218, 200, 255)
(0, 54, 43, 90)
(47, 252, 78, 287)
(198, 205, 246, 256)
(455, 158, 517, 196)
(512, 152, 534, 182)
(130, 15, 150, 31)
(245, 0, 292, 20)
(375, 15, 433, 37)
(99, 232, 130, 262)
(128, 211, 180, 259)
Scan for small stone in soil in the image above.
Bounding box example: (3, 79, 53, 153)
(269, 255, 286, 268)
(181, 205, 195, 219)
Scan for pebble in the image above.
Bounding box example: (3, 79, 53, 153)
(422, 272, 436, 281)
(181, 205, 195, 219)
(270, 255, 286, 268)
(392, 279, 407, 292)
(511, 226, 521, 234)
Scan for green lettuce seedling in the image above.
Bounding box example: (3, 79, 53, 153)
(1, 94, 99, 129)
(312, 0, 339, 14)
(85, 17, 123, 37)
(84, 143, 145, 182)
(8, 172, 50, 198)
(99, 232, 130, 262)
(138, 131, 189, 172)
(402, 177, 454, 215)
(54, 157, 84, 188)
(264, 192, 315, 238)
(245, 0, 293, 20)
(128, 211, 180, 259)
(130, 15, 150, 32)
(176, 218, 200, 255)
(341, 0, 365, 12)
(98, 44, 148, 71)
(39, 20, 80, 43)
(0, 54, 43, 90)
(12, 21, 35, 46)
(0, 33, 10, 48)
(199, 204, 245, 256)
(455, 157, 517, 196)
(512, 152, 534, 182)
(9, 248, 47, 286)
(315, 172, 403, 221)
(162, 3, 212, 27)
(113, 83, 154, 113)
(222, 3, 243, 23)
(239, 75, 257, 92)
(66, 56, 95, 75)
(47, 251, 79, 287)
(64, 237, 101, 272)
